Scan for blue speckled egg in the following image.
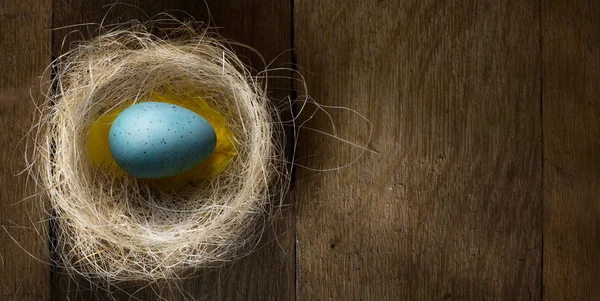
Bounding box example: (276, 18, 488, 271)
(108, 102, 217, 179)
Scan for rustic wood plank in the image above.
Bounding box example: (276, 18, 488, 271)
(542, 1, 600, 300)
(51, 1, 293, 300)
(0, 0, 52, 300)
(294, 1, 542, 300)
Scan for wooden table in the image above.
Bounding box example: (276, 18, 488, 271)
(1, 1, 598, 300)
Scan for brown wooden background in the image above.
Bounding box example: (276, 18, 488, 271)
(1, 0, 599, 300)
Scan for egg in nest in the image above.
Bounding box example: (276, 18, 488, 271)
(86, 92, 236, 183)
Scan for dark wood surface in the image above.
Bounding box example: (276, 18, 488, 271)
(542, 1, 600, 300)
(294, 1, 542, 300)
(0, 0, 598, 300)
(0, 0, 52, 300)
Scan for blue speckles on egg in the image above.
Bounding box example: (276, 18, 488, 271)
(108, 102, 217, 179)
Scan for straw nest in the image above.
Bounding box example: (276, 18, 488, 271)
(30, 19, 289, 282)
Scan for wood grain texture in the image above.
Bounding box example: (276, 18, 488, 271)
(2, 0, 599, 299)
(0, 0, 52, 300)
(294, 1, 542, 300)
(51, 1, 293, 300)
(542, 1, 600, 300)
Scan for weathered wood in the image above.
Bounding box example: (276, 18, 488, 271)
(51, 1, 293, 300)
(294, 1, 542, 300)
(542, 1, 600, 300)
(0, 0, 52, 300)
(11, 0, 600, 299)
